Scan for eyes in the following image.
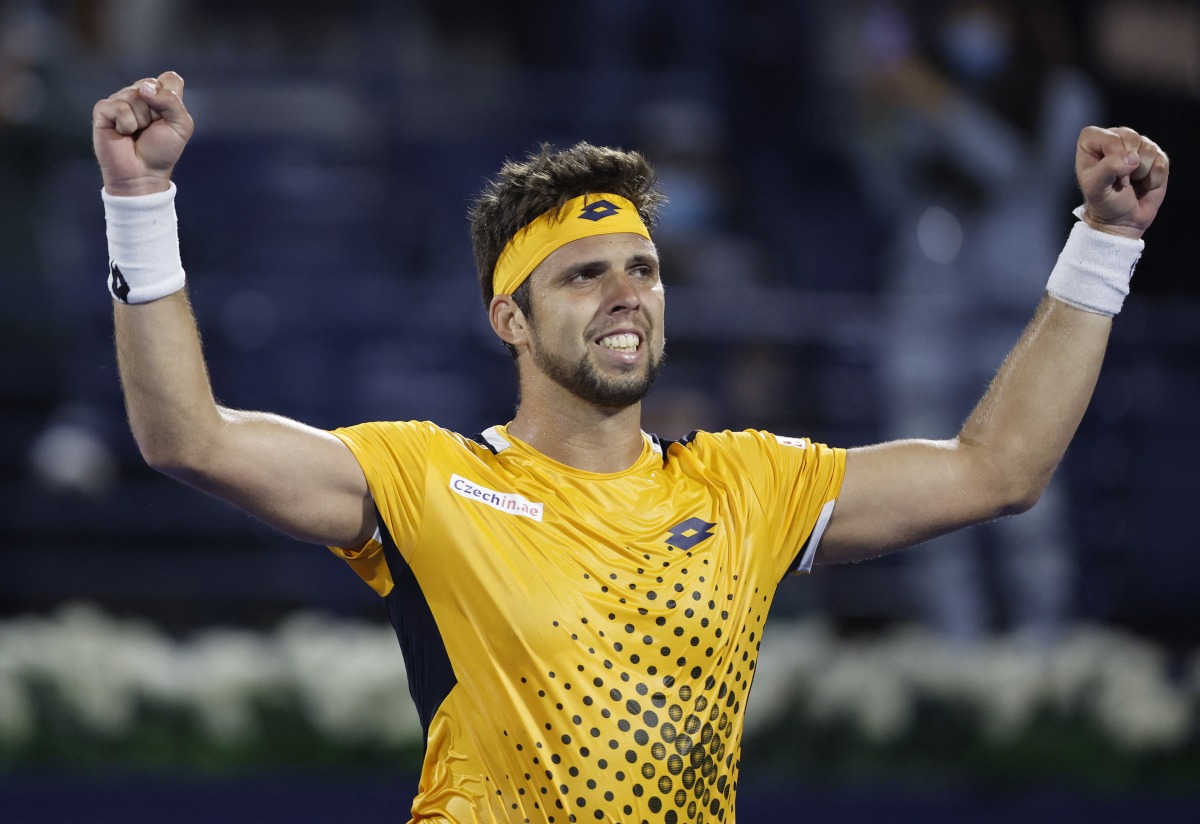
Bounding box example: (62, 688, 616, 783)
(568, 264, 657, 284)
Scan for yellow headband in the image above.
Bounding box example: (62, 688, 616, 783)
(492, 193, 651, 297)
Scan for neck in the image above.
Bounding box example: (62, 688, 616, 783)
(506, 393, 645, 473)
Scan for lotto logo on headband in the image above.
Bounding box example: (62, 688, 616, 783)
(578, 199, 620, 221)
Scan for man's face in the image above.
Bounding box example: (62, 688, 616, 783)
(522, 233, 666, 409)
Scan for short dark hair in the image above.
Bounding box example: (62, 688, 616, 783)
(468, 141, 666, 316)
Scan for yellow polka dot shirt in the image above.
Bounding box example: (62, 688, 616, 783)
(329, 422, 845, 823)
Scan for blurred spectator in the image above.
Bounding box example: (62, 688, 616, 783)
(848, 0, 1101, 643)
(632, 97, 767, 289)
(0, 1, 122, 496)
(505, 0, 727, 132)
(723, 0, 882, 290)
(1091, 0, 1198, 98)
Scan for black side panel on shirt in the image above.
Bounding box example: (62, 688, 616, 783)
(376, 505, 458, 745)
(783, 535, 814, 584)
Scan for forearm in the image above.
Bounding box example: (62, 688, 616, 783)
(114, 290, 223, 471)
(957, 202, 1147, 509)
(821, 295, 1111, 562)
(957, 295, 1111, 510)
(820, 126, 1167, 563)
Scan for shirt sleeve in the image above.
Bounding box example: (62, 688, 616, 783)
(700, 430, 846, 579)
(773, 436, 845, 575)
(325, 420, 435, 593)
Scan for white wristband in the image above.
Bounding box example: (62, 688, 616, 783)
(1045, 207, 1143, 316)
(102, 182, 186, 303)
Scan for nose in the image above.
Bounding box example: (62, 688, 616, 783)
(603, 269, 641, 314)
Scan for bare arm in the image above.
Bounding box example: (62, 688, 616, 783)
(821, 296, 1108, 559)
(818, 126, 1170, 563)
(96, 72, 374, 548)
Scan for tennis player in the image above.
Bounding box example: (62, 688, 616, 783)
(92, 71, 1168, 823)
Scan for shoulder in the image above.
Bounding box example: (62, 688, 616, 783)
(663, 428, 843, 481)
(660, 428, 811, 455)
(331, 420, 492, 458)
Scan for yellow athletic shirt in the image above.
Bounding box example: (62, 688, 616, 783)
(329, 422, 845, 824)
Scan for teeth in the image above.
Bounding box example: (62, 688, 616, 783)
(600, 333, 639, 352)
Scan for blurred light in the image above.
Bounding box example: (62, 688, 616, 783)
(28, 422, 117, 496)
(916, 206, 962, 264)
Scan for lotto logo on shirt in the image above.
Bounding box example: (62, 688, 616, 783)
(450, 474, 545, 522)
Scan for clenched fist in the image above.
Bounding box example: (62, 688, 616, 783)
(1076, 126, 1169, 240)
(93, 71, 194, 197)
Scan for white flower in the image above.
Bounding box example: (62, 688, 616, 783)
(275, 612, 415, 747)
(746, 618, 835, 732)
(1053, 625, 1190, 752)
(803, 635, 914, 743)
(0, 606, 1192, 760)
(0, 670, 34, 744)
(11, 603, 169, 736)
(174, 626, 287, 745)
(960, 639, 1049, 743)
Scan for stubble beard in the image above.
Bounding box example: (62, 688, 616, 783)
(530, 335, 665, 409)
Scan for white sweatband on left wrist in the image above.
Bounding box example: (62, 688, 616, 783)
(1045, 206, 1144, 317)
(102, 182, 186, 303)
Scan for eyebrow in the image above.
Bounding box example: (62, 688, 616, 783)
(550, 250, 661, 284)
(562, 254, 658, 273)
(627, 253, 658, 267)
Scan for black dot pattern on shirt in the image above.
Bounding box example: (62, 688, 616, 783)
(501, 557, 770, 822)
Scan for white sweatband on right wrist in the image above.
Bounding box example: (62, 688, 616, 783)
(1045, 211, 1144, 317)
(102, 182, 186, 303)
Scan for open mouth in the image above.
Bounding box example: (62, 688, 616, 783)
(597, 332, 641, 354)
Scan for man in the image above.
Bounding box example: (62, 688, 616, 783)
(93, 72, 1167, 823)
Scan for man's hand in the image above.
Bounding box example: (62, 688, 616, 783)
(93, 71, 194, 197)
(1076, 126, 1169, 240)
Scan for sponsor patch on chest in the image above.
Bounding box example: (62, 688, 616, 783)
(450, 474, 545, 521)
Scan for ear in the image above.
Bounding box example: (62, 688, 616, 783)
(489, 294, 530, 349)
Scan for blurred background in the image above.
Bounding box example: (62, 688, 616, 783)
(1, 0, 1198, 821)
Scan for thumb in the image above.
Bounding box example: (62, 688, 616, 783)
(140, 71, 193, 137)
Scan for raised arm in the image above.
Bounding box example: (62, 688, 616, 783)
(94, 72, 374, 548)
(818, 126, 1169, 562)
